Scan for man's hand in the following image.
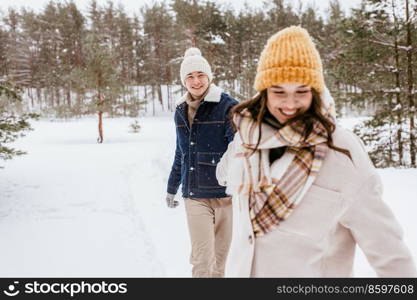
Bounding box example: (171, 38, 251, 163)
(166, 193, 179, 208)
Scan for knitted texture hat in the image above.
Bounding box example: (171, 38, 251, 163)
(180, 47, 213, 86)
(254, 26, 324, 93)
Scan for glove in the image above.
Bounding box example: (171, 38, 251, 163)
(166, 193, 179, 208)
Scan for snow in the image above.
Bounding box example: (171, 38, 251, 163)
(393, 103, 402, 111)
(383, 87, 401, 93)
(0, 116, 190, 276)
(211, 34, 225, 45)
(0, 116, 416, 277)
(338, 117, 369, 130)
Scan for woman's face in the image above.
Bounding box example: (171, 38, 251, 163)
(266, 83, 313, 124)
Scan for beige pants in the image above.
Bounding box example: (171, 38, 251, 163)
(184, 197, 233, 278)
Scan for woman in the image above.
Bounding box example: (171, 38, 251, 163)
(216, 26, 417, 277)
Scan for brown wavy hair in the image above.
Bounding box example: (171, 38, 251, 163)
(232, 89, 352, 159)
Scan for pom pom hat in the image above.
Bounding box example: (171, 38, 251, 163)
(180, 47, 213, 86)
(254, 26, 325, 93)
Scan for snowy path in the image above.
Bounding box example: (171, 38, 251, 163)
(0, 116, 415, 277)
(0, 116, 189, 277)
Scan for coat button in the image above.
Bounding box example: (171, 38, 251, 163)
(190, 142, 195, 145)
(248, 235, 253, 244)
(190, 167, 194, 171)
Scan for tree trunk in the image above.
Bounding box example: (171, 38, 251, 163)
(57, 88, 60, 107)
(97, 73, 104, 144)
(28, 87, 34, 108)
(144, 85, 148, 114)
(405, 0, 415, 167)
(123, 86, 127, 117)
(66, 86, 71, 107)
(98, 109, 104, 143)
(388, 94, 394, 164)
(50, 87, 54, 107)
(167, 84, 172, 112)
(394, 36, 403, 165)
(157, 84, 163, 109)
(97, 93, 104, 144)
(152, 85, 156, 116)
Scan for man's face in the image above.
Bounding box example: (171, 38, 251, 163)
(184, 71, 210, 98)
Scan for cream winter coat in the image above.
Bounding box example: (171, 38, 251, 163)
(216, 126, 417, 277)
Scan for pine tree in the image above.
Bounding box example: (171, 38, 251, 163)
(0, 79, 38, 163)
(0, 25, 8, 77)
(350, 0, 417, 167)
(142, 2, 176, 114)
(0, 0, 415, 166)
(83, 29, 121, 142)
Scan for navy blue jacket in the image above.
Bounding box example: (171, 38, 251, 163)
(167, 85, 238, 199)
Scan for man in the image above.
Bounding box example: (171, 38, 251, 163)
(166, 47, 238, 277)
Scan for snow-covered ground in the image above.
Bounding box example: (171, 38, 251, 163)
(0, 115, 416, 277)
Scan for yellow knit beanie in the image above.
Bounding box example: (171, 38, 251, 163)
(254, 26, 325, 93)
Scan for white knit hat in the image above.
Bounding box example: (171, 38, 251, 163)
(180, 47, 213, 86)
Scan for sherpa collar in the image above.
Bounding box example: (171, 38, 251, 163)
(176, 84, 222, 106)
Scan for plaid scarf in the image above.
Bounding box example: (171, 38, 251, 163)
(233, 108, 334, 237)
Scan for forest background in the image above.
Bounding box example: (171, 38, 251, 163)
(1, 0, 416, 167)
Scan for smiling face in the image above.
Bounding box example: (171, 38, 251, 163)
(266, 82, 313, 124)
(184, 71, 210, 99)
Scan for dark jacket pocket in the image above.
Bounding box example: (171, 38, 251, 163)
(197, 152, 222, 189)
